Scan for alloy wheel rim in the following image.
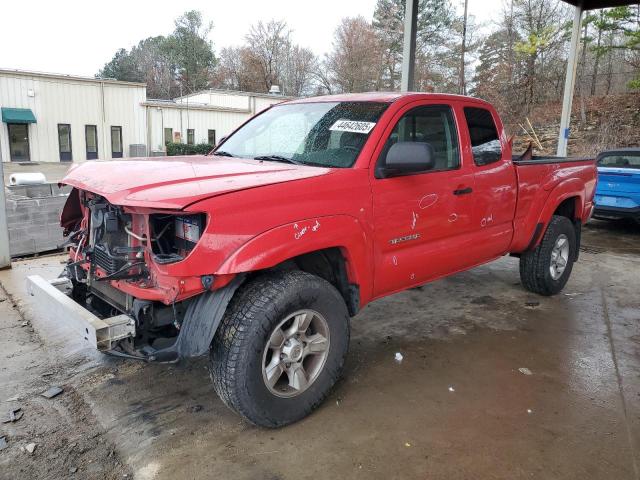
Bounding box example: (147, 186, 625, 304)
(550, 234, 570, 280)
(262, 309, 330, 398)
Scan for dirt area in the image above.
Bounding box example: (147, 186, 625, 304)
(510, 93, 640, 156)
(1, 220, 639, 480)
(0, 282, 131, 479)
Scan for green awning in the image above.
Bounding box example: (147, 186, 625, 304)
(1, 107, 36, 124)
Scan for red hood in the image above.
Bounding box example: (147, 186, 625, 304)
(62, 156, 330, 209)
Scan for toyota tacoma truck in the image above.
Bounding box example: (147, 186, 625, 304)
(27, 92, 597, 427)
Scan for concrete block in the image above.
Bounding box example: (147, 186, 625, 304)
(6, 185, 27, 198)
(25, 185, 53, 198)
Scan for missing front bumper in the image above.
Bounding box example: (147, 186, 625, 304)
(26, 275, 136, 351)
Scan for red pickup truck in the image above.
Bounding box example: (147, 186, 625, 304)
(27, 92, 596, 427)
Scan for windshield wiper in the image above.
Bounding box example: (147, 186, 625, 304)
(254, 155, 303, 165)
(213, 150, 234, 157)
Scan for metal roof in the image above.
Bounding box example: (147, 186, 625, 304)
(561, 0, 638, 10)
(0, 68, 146, 87)
(174, 88, 295, 102)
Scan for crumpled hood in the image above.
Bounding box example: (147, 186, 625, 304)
(62, 155, 330, 209)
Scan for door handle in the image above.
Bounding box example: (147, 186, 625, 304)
(453, 187, 473, 195)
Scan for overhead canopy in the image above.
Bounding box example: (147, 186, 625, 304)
(562, 0, 637, 9)
(1, 107, 36, 124)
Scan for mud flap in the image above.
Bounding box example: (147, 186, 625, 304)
(151, 275, 245, 361)
(574, 220, 581, 261)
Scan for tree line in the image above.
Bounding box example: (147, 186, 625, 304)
(98, 1, 640, 119)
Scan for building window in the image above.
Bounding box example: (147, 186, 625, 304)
(208, 129, 216, 146)
(187, 129, 195, 145)
(111, 126, 123, 158)
(164, 128, 173, 145)
(58, 124, 72, 162)
(463, 107, 502, 166)
(85, 125, 98, 160)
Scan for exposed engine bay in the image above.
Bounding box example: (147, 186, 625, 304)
(60, 188, 209, 360)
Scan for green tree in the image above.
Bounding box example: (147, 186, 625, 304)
(591, 6, 640, 90)
(165, 10, 217, 94)
(372, 0, 456, 90)
(97, 10, 215, 98)
(98, 48, 144, 83)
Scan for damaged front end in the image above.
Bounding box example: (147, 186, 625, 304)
(28, 188, 240, 362)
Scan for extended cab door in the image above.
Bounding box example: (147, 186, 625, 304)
(370, 102, 477, 297)
(461, 106, 517, 260)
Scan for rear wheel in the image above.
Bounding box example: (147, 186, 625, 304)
(209, 270, 350, 427)
(519, 215, 576, 296)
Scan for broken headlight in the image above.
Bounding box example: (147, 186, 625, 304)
(150, 213, 207, 264)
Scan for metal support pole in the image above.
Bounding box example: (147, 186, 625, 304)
(459, 0, 469, 95)
(400, 0, 418, 92)
(556, 5, 583, 157)
(0, 155, 11, 269)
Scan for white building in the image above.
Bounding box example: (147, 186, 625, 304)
(0, 69, 290, 163)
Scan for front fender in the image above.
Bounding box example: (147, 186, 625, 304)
(215, 215, 374, 302)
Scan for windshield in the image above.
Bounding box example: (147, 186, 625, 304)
(215, 101, 388, 168)
(598, 153, 640, 169)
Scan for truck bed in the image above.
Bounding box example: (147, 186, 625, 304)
(512, 155, 595, 165)
(509, 156, 597, 253)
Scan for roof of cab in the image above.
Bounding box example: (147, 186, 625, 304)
(285, 91, 491, 105)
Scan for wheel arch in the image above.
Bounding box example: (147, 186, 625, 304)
(215, 215, 373, 313)
(526, 182, 585, 253)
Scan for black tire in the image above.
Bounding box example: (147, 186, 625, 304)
(519, 215, 576, 296)
(209, 270, 350, 428)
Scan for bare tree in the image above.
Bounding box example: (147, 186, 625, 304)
(325, 16, 383, 93)
(245, 20, 291, 92)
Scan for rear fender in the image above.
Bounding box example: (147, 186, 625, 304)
(215, 215, 374, 303)
(538, 179, 585, 224)
(525, 179, 585, 251)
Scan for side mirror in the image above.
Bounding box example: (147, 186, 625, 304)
(216, 136, 227, 147)
(379, 142, 435, 178)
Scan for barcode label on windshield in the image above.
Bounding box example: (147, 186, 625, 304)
(329, 119, 376, 134)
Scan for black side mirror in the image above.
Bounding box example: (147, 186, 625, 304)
(216, 136, 227, 147)
(379, 142, 435, 178)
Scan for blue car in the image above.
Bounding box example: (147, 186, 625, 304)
(593, 148, 640, 223)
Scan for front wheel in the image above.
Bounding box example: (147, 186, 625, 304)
(519, 215, 577, 296)
(209, 270, 350, 428)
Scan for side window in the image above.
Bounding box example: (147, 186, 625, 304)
(379, 104, 460, 173)
(464, 107, 502, 166)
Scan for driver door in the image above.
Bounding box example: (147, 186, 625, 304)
(370, 102, 476, 297)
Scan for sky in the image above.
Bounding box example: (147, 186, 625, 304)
(0, 0, 505, 78)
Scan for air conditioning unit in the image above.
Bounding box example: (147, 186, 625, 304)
(129, 144, 147, 157)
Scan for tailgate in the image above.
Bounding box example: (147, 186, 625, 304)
(597, 167, 640, 194)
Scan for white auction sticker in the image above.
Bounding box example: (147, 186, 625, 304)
(329, 119, 376, 134)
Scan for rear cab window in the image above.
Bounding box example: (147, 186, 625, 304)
(464, 107, 502, 166)
(597, 153, 640, 169)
